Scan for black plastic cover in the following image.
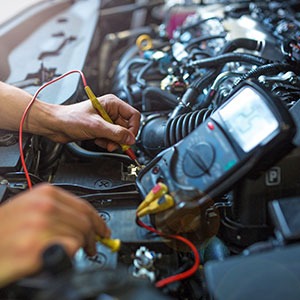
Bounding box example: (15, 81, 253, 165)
(205, 243, 300, 300)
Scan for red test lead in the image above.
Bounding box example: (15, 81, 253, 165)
(122, 146, 142, 167)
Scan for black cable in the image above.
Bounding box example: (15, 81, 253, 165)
(66, 142, 131, 163)
(220, 38, 263, 53)
(123, 58, 149, 106)
(114, 48, 148, 81)
(142, 86, 178, 111)
(188, 49, 212, 59)
(189, 39, 270, 108)
(170, 52, 268, 118)
(169, 69, 219, 117)
(188, 52, 268, 69)
(185, 33, 227, 51)
(136, 61, 155, 88)
(234, 63, 300, 86)
(53, 183, 137, 195)
(80, 190, 140, 201)
(39, 143, 64, 169)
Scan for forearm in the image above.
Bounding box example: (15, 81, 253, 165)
(0, 81, 59, 136)
(0, 81, 140, 147)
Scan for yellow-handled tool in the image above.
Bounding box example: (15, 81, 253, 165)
(84, 86, 141, 167)
(96, 236, 121, 252)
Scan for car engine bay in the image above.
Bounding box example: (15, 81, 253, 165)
(0, 0, 300, 299)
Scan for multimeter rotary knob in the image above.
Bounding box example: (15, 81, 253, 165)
(182, 142, 215, 177)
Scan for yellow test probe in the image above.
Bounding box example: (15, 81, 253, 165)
(96, 183, 173, 251)
(84, 86, 141, 167)
(96, 236, 121, 252)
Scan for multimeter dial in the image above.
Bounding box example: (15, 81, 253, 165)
(173, 132, 206, 185)
(173, 119, 239, 192)
(182, 142, 215, 177)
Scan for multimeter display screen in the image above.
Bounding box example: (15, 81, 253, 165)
(219, 86, 279, 152)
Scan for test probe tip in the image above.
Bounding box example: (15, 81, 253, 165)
(124, 148, 141, 167)
(134, 159, 142, 168)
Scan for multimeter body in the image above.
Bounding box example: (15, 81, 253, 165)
(137, 81, 296, 207)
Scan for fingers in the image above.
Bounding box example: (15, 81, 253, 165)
(98, 94, 141, 136)
(94, 138, 119, 152)
(33, 199, 97, 256)
(38, 184, 111, 237)
(115, 104, 140, 136)
(43, 94, 140, 148)
(17, 184, 110, 256)
(94, 121, 136, 148)
(0, 186, 106, 287)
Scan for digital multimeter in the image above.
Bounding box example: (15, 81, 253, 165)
(136, 81, 296, 214)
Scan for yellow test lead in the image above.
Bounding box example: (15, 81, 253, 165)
(137, 194, 175, 217)
(84, 86, 141, 167)
(85, 86, 112, 123)
(137, 182, 168, 213)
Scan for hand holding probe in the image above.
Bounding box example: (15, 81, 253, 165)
(84, 86, 141, 167)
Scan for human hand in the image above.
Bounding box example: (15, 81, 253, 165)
(0, 83, 140, 152)
(0, 184, 110, 287)
(43, 94, 141, 152)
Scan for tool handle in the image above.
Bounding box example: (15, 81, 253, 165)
(96, 236, 121, 252)
(85, 85, 139, 164)
(85, 86, 113, 124)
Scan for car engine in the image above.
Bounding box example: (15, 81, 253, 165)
(0, 0, 300, 299)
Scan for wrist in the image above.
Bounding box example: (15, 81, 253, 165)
(25, 100, 62, 139)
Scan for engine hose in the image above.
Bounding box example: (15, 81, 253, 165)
(114, 57, 148, 87)
(66, 142, 131, 162)
(234, 63, 300, 86)
(114, 55, 148, 87)
(142, 86, 178, 111)
(185, 32, 227, 50)
(189, 38, 264, 107)
(220, 38, 263, 54)
(188, 52, 268, 69)
(122, 59, 149, 106)
(165, 108, 213, 147)
(188, 49, 212, 59)
(39, 143, 64, 169)
(136, 60, 155, 87)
